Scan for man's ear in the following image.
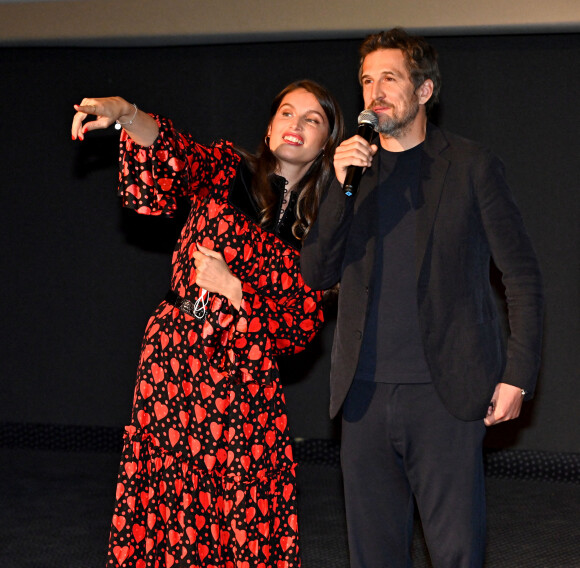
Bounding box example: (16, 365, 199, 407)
(417, 79, 434, 105)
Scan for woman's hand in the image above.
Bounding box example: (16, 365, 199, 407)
(72, 97, 132, 140)
(71, 96, 159, 146)
(193, 244, 243, 310)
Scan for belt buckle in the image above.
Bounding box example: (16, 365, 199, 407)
(180, 299, 196, 317)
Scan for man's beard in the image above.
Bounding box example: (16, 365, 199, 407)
(374, 95, 420, 138)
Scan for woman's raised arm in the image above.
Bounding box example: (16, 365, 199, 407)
(71, 96, 159, 147)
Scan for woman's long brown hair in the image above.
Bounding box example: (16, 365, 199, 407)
(241, 80, 344, 240)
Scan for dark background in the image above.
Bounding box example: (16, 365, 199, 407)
(1, 33, 578, 452)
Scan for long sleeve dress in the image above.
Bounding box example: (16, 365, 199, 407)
(106, 115, 324, 568)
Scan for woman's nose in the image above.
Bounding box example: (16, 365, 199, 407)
(291, 117, 303, 130)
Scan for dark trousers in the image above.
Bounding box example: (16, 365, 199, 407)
(341, 381, 487, 568)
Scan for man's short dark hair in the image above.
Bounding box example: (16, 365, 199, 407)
(359, 28, 441, 112)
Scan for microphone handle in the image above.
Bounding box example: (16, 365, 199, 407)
(342, 122, 376, 197)
(343, 166, 363, 197)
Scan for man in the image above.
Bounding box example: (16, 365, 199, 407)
(301, 28, 543, 567)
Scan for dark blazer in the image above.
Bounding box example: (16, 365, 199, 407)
(301, 124, 543, 421)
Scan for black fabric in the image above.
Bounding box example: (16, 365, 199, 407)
(301, 124, 544, 421)
(341, 381, 486, 567)
(355, 145, 430, 384)
(164, 289, 199, 316)
(227, 159, 302, 250)
(227, 159, 263, 223)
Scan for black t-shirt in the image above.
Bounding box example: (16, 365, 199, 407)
(354, 144, 431, 383)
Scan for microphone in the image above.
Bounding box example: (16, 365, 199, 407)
(343, 110, 379, 197)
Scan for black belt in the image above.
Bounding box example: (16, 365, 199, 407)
(165, 290, 198, 318)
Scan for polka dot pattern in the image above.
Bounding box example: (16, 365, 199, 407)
(484, 449, 580, 484)
(0, 425, 578, 485)
(104, 116, 325, 567)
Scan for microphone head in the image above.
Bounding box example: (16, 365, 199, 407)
(357, 109, 379, 130)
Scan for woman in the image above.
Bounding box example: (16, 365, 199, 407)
(72, 80, 344, 568)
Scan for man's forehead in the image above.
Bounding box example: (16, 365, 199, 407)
(362, 48, 407, 73)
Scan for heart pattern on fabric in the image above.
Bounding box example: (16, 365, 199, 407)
(107, 124, 324, 567)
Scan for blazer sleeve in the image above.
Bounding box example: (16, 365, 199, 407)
(475, 150, 544, 397)
(300, 178, 355, 290)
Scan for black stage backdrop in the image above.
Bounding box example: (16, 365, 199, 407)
(1, 33, 578, 453)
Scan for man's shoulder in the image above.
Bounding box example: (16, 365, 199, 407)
(426, 123, 500, 167)
(428, 123, 488, 152)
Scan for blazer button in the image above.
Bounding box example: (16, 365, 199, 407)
(355, 330, 362, 340)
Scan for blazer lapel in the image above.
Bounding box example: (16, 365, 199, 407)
(415, 125, 450, 282)
(354, 158, 380, 284)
